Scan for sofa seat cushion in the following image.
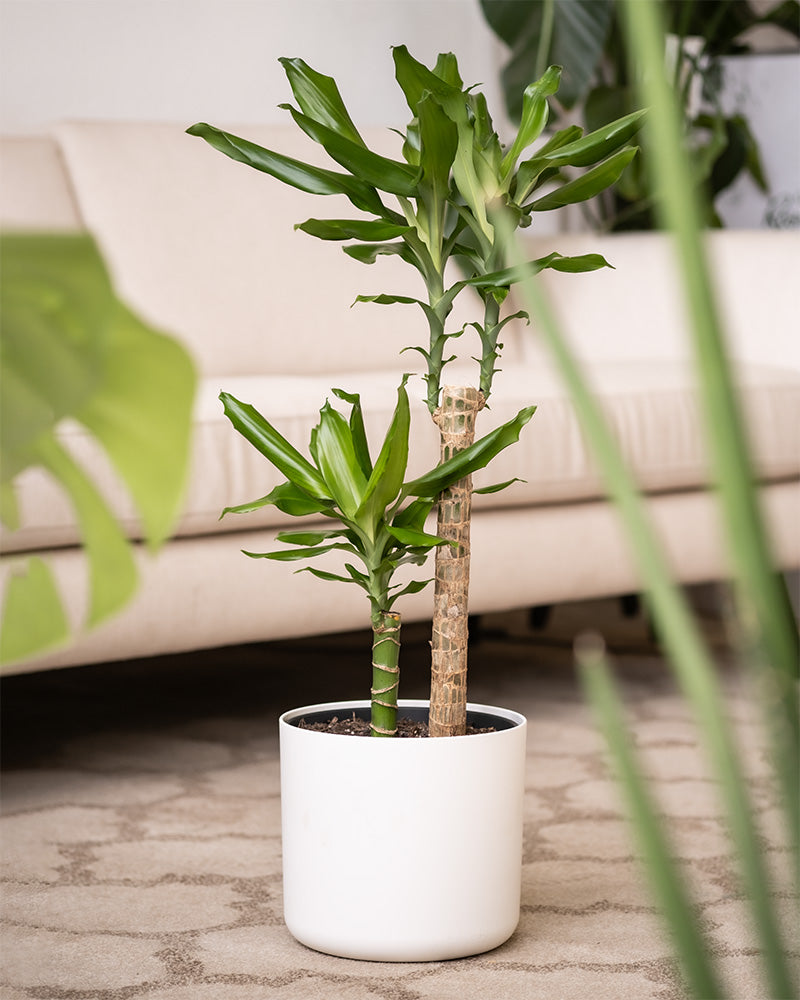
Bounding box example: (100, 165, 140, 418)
(4, 361, 798, 555)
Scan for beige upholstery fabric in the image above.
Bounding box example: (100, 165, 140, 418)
(4, 361, 798, 555)
(13, 480, 799, 674)
(517, 229, 800, 371)
(0, 136, 82, 230)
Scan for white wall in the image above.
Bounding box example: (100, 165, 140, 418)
(0, 0, 510, 134)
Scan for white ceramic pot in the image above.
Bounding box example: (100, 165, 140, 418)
(279, 698, 527, 962)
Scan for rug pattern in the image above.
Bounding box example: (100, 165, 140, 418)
(1, 602, 795, 999)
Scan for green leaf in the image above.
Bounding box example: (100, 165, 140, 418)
(354, 292, 423, 307)
(296, 218, 412, 241)
(579, 648, 726, 1000)
(392, 498, 435, 532)
(355, 379, 410, 533)
(331, 387, 372, 478)
(280, 105, 421, 196)
(77, 302, 195, 550)
(243, 541, 356, 562)
(0, 557, 70, 664)
(386, 525, 450, 549)
(0, 233, 195, 664)
(466, 252, 611, 291)
(386, 577, 434, 608)
(221, 481, 333, 519)
(343, 242, 418, 266)
(501, 66, 562, 179)
(295, 565, 361, 586)
(279, 56, 364, 145)
(415, 92, 459, 264)
(529, 147, 639, 211)
(473, 477, 525, 495)
(404, 405, 536, 498)
(314, 399, 368, 519)
(219, 392, 330, 499)
(276, 530, 344, 546)
(549, 109, 646, 168)
(36, 436, 137, 629)
(392, 44, 461, 115)
(186, 123, 385, 216)
(0, 234, 110, 483)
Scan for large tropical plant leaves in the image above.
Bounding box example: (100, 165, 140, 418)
(0, 233, 196, 665)
(479, 0, 614, 116)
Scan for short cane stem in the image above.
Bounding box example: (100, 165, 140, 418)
(371, 610, 401, 737)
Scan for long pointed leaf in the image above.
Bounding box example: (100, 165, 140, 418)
(386, 525, 450, 549)
(280, 105, 421, 196)
(343, 243, 419, 266)
(386, 577, 434, 608)
(466, 253, 611, 291)
(529, 147, 639, 211)
(501, 66, 562, 179)
(403, 405, 536, 498)
(243, 541, 359, 562)
(279, 56, 364, 145)
(355, 378, 410, 532)
(186, 123, 385, 215)
(392, 44, 461, 114)
(331, 387, 372, 478)
(219, 392, 330, 499)
(296, 218, 411, 241)
(221, 481, 333, 519)
(579, 646, 726, 1000)
(314, 400, 367, 519)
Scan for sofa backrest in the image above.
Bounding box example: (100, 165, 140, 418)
(4, 125, 798, 377)
(516, 228, 800, 372)
(48, 121, 500, 379)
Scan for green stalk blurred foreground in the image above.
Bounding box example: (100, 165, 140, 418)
(503, 0, 798, 995)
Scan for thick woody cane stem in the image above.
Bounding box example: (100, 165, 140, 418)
(371, 610, 401, 737)
(429, 385, 484, 738)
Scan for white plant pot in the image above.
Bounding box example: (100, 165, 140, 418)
(279, 698, 527, 962)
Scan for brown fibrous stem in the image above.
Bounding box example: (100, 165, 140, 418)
(428, 385, 484, 738)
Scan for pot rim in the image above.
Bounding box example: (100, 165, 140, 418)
(279, 698, 526, 737)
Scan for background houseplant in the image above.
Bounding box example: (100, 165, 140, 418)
(189, 45, 643, 736)
(480, 0, 800, 230)
(0, 233, 195, 665)
(499, 0, 798, 994)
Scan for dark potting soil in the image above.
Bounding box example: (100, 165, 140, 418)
(296, 713, 496, 737)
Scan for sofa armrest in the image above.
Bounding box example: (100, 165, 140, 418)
(0, 135, 83, 231)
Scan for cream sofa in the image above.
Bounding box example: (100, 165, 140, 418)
(1, 122, 799, 674)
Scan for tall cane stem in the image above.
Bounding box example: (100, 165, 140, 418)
(429, 386, 483, 737)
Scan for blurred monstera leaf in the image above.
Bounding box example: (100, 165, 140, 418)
(0, 232, 196, 665)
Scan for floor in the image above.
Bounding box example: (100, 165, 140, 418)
(1, 597, 795, 999)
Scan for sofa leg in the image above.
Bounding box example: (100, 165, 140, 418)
(528, 605, 552, 630)
(619, 593, 640, 618)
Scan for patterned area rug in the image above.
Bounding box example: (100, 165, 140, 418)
(1, 598, 795, 999)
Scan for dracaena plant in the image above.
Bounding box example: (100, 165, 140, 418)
(189, 46, 643, 736)
(220, 377, 533, 737)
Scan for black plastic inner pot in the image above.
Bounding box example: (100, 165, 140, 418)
(288, 704, 518, 732)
